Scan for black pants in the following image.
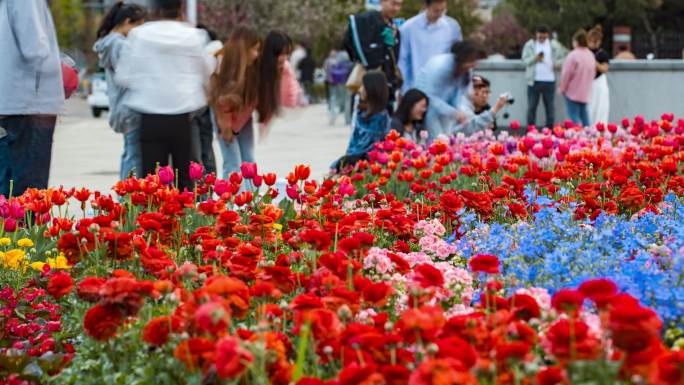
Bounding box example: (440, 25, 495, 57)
(140, 113, 198, 191)
(0, 115, 56, 197)
(191, 107, 217, 175)
(527, 81, 555, 129)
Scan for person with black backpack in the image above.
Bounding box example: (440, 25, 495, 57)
(343, 0, 403, 113)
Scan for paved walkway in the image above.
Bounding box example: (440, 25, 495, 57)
(50, 99, 350, 193)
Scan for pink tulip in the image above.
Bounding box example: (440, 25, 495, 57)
(3, 218, 16, 232)
(240, 163, 257, 180)
(286, 184, 300, 200)
(158, 166, 174, 185)
(189, 162, 204, 181)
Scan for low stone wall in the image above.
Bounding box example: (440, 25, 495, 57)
(474, 60, 684, 127)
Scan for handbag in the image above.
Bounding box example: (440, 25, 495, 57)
(345, 63, 366, 93)
(345, 14, 369, 93)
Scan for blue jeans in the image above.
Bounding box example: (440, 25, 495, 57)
(120, 127, 142, 180)
(328, 84, 351, 125)
(527, 81, 556, 128)
(564, 97, 590, 127)
(217, 118, 255, 179)
(0, 115, 56, 198)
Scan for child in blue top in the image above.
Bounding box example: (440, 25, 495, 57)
(332, 71, 390, 173)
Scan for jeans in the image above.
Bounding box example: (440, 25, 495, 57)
(564, 97, 590, 127)
(191, 107, 217, 175)
(120, 127, 142, 180)
(218, 118, 255, 180)
(140, 113, 198, 191)
(0, 115, 56, 198)
(527, 81, 556, 129)
(328, 84, 351, 125)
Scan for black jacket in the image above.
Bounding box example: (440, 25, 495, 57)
(343, 10, 401, 93)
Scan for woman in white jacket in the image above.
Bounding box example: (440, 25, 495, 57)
(116, 0, 215, 191)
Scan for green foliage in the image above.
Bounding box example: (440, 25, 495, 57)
(497, 0, 606, 46)
(51, 299, 196, 385)
(49, 0, 86, 50)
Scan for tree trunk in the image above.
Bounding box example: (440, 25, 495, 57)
(641, 13, 658, 57)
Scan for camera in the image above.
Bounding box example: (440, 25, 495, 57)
(501, 92, 515, 105)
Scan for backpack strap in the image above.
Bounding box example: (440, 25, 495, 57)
(349, 14, 369, 68)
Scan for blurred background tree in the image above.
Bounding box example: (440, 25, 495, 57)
(50, 0, 87, 49)
(479, 10, 529, 58)
(496, 0, 683, 57)
(495, 0, 606, 46)
(198, 0, 362, 59)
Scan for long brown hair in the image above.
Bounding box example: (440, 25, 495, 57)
(209, 26, 261, 112)
(257, 31, 293, 123)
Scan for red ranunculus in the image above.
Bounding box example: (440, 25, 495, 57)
(651, 350, 684, 385)
(536, 366, 566, 385)
(174, 337, 216, 371)
(439, 189, 464, 214)
(143, 315, 183, 346)
(578, 279, 617, 308)
(468, 254, 500, 274)
(545, 319, 599, 360)
(551, 289, 583, 315)
(509, 293, 541, 321)
(77, 276, 106, 302)
(215, 336, 253, 379)
(412, 263, 444, 288)
(609, 301, 662, 353)
(83, 303, 122, 341)
(194, 301, 231, 336)
(408, 358, 476, 385)
(47, 272, 74, 300)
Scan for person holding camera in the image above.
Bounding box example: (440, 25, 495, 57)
(522, 25, 566, 129)
(454, 75, 508, 134)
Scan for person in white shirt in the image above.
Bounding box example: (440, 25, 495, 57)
(116, 0, 215, 190)
(521, 25, 566, 129)
(398, 0, 462, 93)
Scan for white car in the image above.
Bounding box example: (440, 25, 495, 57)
(86, 72, 109, 118)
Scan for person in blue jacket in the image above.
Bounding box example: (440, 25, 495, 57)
(332, 71, 390, 173)
(414, 40, 481, 140)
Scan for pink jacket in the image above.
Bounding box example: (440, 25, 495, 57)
(215, 62, 303, 136)
(215, 101, 255, 135)
(559, 47, 596, 104)
(280, 61, 303, 108)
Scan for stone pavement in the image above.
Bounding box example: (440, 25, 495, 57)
(50, 99, 350, 194)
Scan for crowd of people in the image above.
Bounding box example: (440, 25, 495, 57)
(332, 0, 615, 172)
(0, 0, 620, 196)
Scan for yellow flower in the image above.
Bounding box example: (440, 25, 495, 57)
(49, 255, 71, 270)
(273, 223, 283, 232)
(30, 253, 72, 272)
(17, 238, 34, 248)
(0, 238, 11, 246)
(31, 262, 47, 271)
(2, 249, 27, 270)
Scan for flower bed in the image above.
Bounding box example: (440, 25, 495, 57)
(1, 115, 683, 385)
